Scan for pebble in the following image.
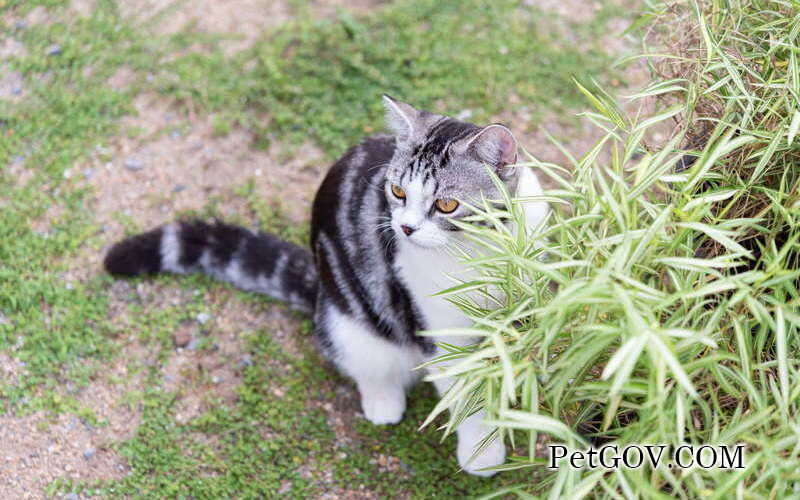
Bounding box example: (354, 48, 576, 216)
(83, 448, 96, 460)
(83, 168, 94, 179)
(15, 20, 27, 30)
(124, 157, 144, 171)
(64, 493, 79, 500)
(186, 338, 201, 351)
(63, 168, 72, 179)
(238, 354, 253, 368)
(46, 44, 62, 56)
(172, 330, 192, 348)
(196, 312, 211, 325)
(211, 376, 221, 384)
(172, 183, 187, 193)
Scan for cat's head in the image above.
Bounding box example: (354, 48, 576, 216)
(382, 95, 520, 249)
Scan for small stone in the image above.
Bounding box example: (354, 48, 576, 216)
(15, 21, 27, 30)
(173, 330, 191, 348)
(124, 157, 144, 171)
(62, 168, 72, 179)
(238, 354, 253, 368)
(83, 448, 96, 460)
(186, 338, 201, 351)
(211, 376, 221, 384)
(254, 168, 262, 177)
(172, 183, 187, 193)
(499, 45, 509, 55)
(46, 44, 62, 56)
(83, 168, 94, 179)
(196, 312, 211, 325)
(12, 85, 23, 95)
(64, 493, 78, 500)
(169, 130, 181, 139)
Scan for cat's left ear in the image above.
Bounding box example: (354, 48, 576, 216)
(464, 124, 519, 180)
(382, 94, 420, 142)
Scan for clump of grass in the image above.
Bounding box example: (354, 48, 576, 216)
(155, 0, 613, 154)
(432, 1, 800, 497)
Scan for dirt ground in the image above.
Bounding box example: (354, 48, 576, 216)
(0, 0, 647, 497)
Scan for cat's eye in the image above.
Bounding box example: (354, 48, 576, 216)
(435, 199, 459, 214)
(391, 184, 406, 199)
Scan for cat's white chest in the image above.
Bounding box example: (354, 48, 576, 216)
(395, 240, 476, 331)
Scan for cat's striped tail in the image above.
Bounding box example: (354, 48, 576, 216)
(104, 219, 318, 313)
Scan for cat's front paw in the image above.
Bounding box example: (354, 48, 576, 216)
(458, 436, 506, 477)
(360, 388, 406, 425)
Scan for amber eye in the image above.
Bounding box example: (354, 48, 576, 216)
(391, 184, 406, 199)
(435, 199, 459, 214)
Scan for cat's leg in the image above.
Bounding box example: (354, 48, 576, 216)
(316, 303, 423, 425)
(428, 337, 506, 477)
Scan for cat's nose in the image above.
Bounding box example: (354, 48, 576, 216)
(400, 224, 416, 236)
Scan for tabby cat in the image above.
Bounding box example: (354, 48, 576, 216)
(104, 96, 548, 475)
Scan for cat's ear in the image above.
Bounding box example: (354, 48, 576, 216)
(464, 124, 519, 179)
(382, 94, 419, 142)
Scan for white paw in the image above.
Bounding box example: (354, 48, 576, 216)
(458, 434, 506, 477)
(360, 388, 406, 425)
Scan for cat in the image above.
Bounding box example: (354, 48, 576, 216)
(104, 95, 548, 476)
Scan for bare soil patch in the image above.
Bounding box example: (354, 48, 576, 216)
(115, 0, 387, 53)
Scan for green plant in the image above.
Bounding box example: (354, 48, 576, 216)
(432, 1, 800, 497)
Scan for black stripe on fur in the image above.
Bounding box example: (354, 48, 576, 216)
(104, 227, 164, 276)
(104, 219, 318, 313)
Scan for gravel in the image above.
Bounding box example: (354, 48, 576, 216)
(123, 157, 144, 171)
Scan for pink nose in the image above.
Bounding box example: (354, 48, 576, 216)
(401, 225, 415, 236)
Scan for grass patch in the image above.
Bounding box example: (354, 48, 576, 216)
(0, 0, 153, 414)
(156, 0, 615, 154)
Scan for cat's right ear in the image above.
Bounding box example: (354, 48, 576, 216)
(382, 94, 418, 142)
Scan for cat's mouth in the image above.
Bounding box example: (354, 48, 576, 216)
(394, 224, 448, 249)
